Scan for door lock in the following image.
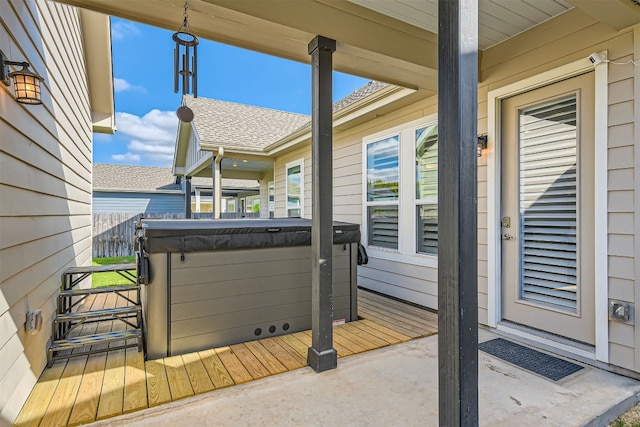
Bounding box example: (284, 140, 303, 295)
(502, 233, 515, 240)
(502, 216, 511, 228)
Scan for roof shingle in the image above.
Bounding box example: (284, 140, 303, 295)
(93, 164, 259, 191)
(184, 96, 310, 151)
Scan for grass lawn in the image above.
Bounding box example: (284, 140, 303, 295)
(92, 256, 136, 288)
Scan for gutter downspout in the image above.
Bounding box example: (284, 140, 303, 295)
(214, 148, 224, 219)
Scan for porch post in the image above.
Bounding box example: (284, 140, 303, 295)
(437, 0, 479, 425)
(185, 176, 192, 219)
(213, 149, 223, 219)
(307, 35, 337, 373)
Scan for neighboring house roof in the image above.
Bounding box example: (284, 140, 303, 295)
(184, 96, 310, 151)
(180, 80, 391, 153)
(333, 80, 389, 113)
(93, 164, 259, 192)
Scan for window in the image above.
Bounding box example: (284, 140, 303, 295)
(286, 159, 304, 217)
(415, 125, 438, 254)
(362, 115, 439, 262)
(365, 135, 399, 249)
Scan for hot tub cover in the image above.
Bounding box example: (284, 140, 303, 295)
(138, 218, 361, 253)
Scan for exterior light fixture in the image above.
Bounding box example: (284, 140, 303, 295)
(477, 135, 488, 157)
(1, 51, 44, 105)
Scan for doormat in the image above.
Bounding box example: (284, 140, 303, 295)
(478, 338, 583, 381)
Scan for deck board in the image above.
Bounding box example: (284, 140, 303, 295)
(243, 340, 288, 375)
(229, 344, 272, 380)
(14, 360, 67, 427)
(17, 288, 437, 426)
(181, 351, 215, 395)
(144, 359, 172, 407)
(198, 349, 234, 389)
(214, 347, 254, 384)
(96, 349, 125, 420)
(163, 356, 195, 400)
(123, 348, 148, 413)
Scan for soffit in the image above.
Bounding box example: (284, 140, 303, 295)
(52, 0, 438, 91)
(349, 0, 573, 50)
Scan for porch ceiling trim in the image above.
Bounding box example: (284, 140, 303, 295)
(52, 0, 438, 90)
(80, 9, 115, 134)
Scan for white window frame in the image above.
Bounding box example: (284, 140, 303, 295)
(364, 132, 401, 251)
(362, 114, 439, 268)
(285, 158, 304, 218)
(414, 123, 439, 256)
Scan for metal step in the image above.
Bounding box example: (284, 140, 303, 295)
(50, 329, 142, 351)
(55, 306, 141, 323)
(59, 285, 139, 297)
(48, 329, 143, 366)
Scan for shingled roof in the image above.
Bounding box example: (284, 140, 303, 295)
(184, 96, 310, 151)
(93, 164, 259, 192)
(182, 80, 390, 152)
(94, 164, 181, 191)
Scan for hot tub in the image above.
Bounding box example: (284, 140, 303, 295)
(136, 218, 361, 359)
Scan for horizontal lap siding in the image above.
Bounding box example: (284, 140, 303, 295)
(0, 0, 92, 423)
(482, 14, 637, 372)
(271, 9, 639, 373)
(92, 192, 186, 214)
(606, 39, 636, 372)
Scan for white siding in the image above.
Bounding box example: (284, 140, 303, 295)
(0, 0, 93, 422)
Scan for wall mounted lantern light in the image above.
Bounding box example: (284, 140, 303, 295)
(477, 135, 488, 157)
(1, 51, 44, 105)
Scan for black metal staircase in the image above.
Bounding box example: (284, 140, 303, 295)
(47, 263, 144, 366)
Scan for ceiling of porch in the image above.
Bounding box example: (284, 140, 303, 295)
(56, 0, 640, 92)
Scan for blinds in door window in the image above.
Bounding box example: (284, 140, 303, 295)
(519, 95, 578, 313)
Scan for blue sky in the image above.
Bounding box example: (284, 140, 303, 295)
(94, 18, 370, 167)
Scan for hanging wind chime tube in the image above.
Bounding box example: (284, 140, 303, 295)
(173, 2, 198, 98)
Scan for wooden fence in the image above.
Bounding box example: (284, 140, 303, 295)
(93, 212, 260, 258)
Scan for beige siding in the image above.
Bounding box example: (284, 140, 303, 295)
(0, 0, 93, 422)
(606, 37, 636, 372)
(268, 8, 639, 372)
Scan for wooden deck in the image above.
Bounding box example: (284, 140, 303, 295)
(15, 289, 438, 427)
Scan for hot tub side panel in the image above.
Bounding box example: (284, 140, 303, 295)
(144, 244, 355, 358)
(142, 253, 169, 360)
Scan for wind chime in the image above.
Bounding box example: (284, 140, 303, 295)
(173, 2, 198, 122)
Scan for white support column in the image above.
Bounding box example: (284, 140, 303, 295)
(195, 188, 201, 213)
(214, 148, 224, 219)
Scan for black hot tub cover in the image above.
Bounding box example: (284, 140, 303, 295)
(137, 218, 361, 253)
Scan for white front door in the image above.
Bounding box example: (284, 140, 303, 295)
(501, 72, 595, 345)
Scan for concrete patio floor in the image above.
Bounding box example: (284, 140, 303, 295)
(90, 330, 640, 427)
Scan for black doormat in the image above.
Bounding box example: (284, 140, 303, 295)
(479, 338, 583, 381)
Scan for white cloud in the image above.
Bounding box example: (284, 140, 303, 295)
(112, 152, 141, 162)
(113, 78, 145, 93)
(112, 110, 179, 166)
(111, 21, 140, 41)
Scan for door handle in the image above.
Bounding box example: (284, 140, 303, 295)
(502, 233, 515, 240)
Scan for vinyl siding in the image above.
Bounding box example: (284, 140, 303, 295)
(604, 32, 636, 371)
(0, 0, 93, 422)
(270, 9, 640, 373)
(93, 192, 186, 214)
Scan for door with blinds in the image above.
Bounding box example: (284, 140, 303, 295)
(501, 72, 595, 345)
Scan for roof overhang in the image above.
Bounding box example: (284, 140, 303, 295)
(266, 84, 420, 155)
(53, 0, 438, 93)
(79, 9, 115, 134)
(566, 0, 640, 31)
(93, 188, 182, 194)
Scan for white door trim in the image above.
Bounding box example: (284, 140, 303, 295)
(486, 54, 609, 362)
